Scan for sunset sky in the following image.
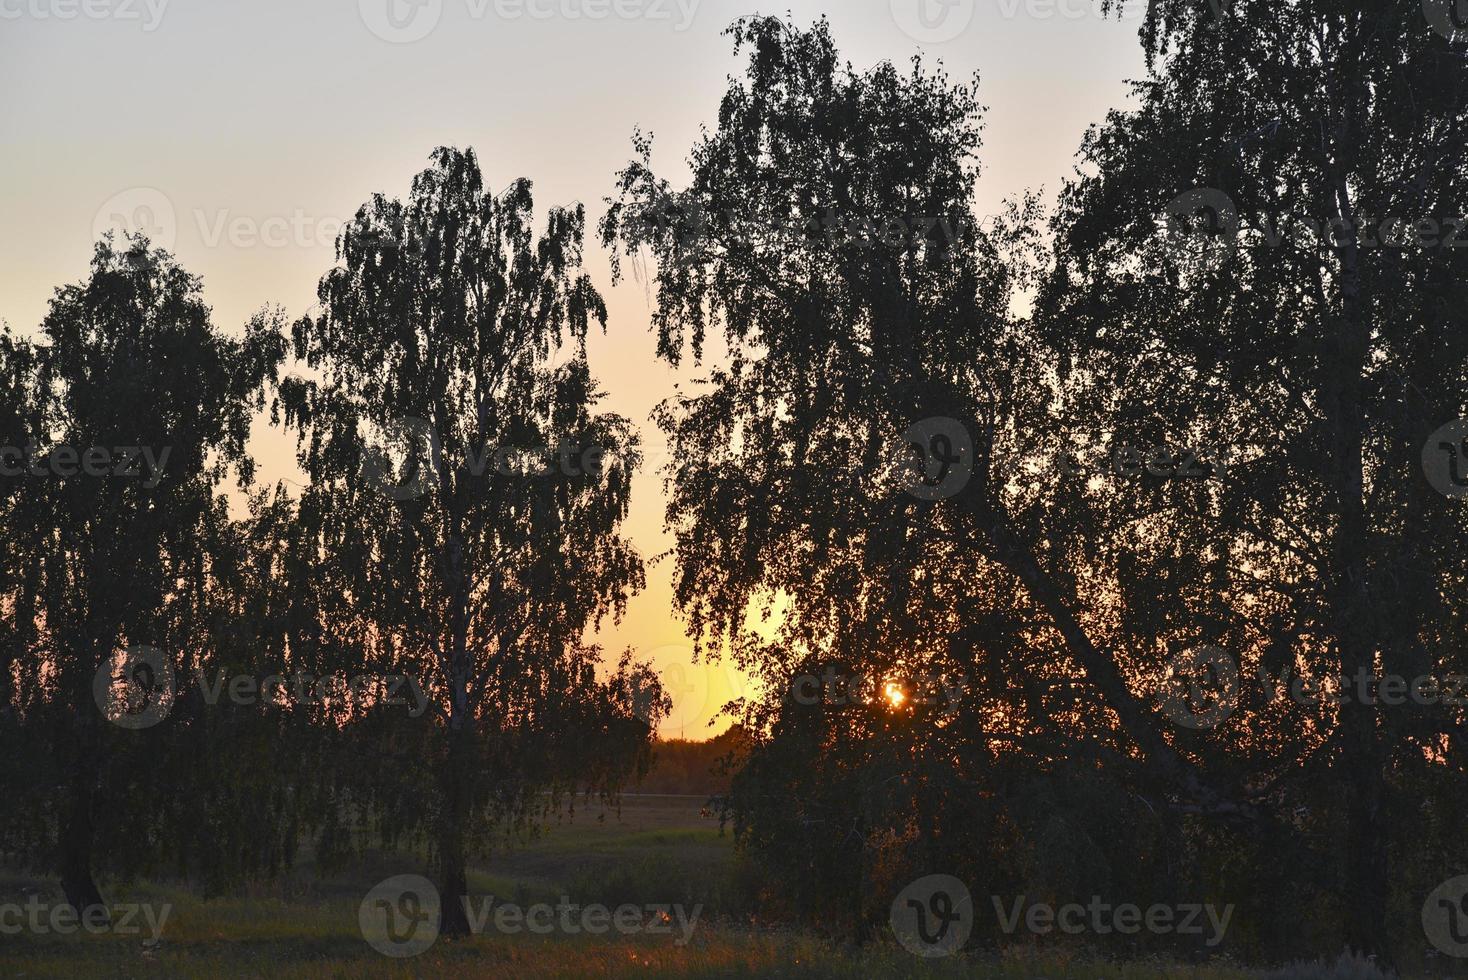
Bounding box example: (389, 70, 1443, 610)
(0, 0, 1148, 735)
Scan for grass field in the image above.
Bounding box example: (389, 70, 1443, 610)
(0, 796, 1402, 979)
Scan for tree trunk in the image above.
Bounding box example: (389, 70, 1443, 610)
(59, 775, 107, 917)
(1321, 162, 1392, 965)
(436, 519, 476, 938)
(61, 645, 108, 921)
(1341, 710, 1389, 963)
(437, 721, 473, 937)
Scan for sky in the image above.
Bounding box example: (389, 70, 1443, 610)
(0, 0, 1148, 737)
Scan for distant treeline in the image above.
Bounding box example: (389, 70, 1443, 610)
(635, 728, 744, 797)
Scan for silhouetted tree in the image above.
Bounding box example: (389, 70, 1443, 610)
(0, 237, 286, 912)
(601, 12, 1206, 943)
(603, 12, 1467, 963)
(1039, 0, 1468, 961)
(281, 147, 664, 935)
(0, 328, 41, 838)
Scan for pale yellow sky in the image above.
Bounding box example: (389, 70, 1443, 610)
(0, 0, 1146, 736)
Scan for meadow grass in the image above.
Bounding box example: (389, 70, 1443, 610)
(0, 797, 1429, 978)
